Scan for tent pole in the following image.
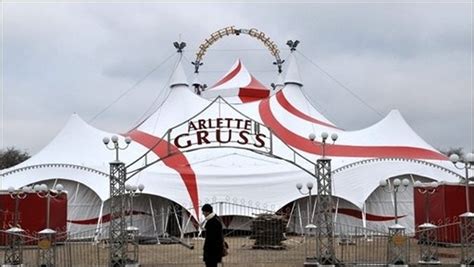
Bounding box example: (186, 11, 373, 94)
(172, 204, 183, 237)
(148, 196, 160, 244)
(297, 201, 303, 235)
(286, 201, 296, 230)
(362, 202, 367, 239)
(182, 211, 192, 239)
(74, 183, 80, 204)
(163, 205, 170, 236)
(311, 195, 318, 224)
(95, 200, 104, 242)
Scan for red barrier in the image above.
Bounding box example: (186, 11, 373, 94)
(414, 183, 473, 243)
(0, 191, 67, 244)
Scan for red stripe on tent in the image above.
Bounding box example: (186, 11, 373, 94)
(128, 130, 200, 218)
(258, 98, 446, 160)
(275, 90, 340, 129)
(68, 210, 151, 225)
(237, 76, 270, 103)
(238, 88, 270, 103)
(336, 208, 406, 222)
(244, 75, 269, 91)
(210, 60, 242, 89)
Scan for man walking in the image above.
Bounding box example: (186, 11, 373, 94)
(201, 203, 224, 267)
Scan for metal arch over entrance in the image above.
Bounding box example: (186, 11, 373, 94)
(192, 26, 284, 73)
(125, 96, 317, 179)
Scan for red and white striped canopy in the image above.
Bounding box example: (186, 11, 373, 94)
(202, 59, 270, 103)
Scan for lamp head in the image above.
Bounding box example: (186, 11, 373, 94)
(138, 184, 145, 192)
(321, 132, 329, 142)
(33, 184, 41, 192)
(402, 178, 410, 187)
(40, 184, 48, 192)
(331, 133, 338, 142)
(102, 137, 110, 145)
(131, 185, 138, 192)
(306, 182, 314, 190)
(449, 154, 460, 163)
(308, 133, 316, 141)
(125, 184, 132, 191)
(125, 137, 132, 145)
(8, 186, 15, 194)
(111, 135, 119, 144)
(22, 186, 32, 193)
(393, 178, 401, 187)
(414, 181, 422, 188)
(430, 181, 439, 188)
(296, 183, 303, 190)
(379, 179, 388, 187)
(55, 184, 64, 192)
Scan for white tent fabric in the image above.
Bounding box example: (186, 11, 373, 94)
(1, 52, 465, 234)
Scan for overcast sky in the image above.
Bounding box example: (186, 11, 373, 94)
(1, 2, 473, 155)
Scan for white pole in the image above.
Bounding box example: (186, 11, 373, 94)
(95, 201, 104, 242)
(148, 197, 160, 244)
(286, 201, 297, 230)
(297, 202, 304, 235)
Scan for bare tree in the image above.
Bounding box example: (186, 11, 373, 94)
(0, 147, 30, 170)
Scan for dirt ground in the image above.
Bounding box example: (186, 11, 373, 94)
(0, 236, 464, 266)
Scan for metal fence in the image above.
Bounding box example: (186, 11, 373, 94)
(0, 206, 468, 266)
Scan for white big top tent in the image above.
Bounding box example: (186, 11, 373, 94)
(1, 49, 463, 237)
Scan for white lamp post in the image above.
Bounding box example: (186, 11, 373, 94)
(414, 181, 440, 265)
(103, 135, 132, 267)
(296, 182, 314, 226)
(3, 186, 29, 266)
(380, 178, 410, 266)
(125, 183, 143, 267)
(34, 183, 64, 267)
(449, 152, 474, 266)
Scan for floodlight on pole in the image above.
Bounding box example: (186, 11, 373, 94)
(34, 183, 64, 267)
(103, 135, 133, 267)
(379, 178, 410, 225)
(125, 183, 145, 227)
(306, 131, 339, 265)
(449, 152, 474, 266)
(296, 182, 314, 226)
(414, 181, 440, 265)
(4, 187, 29, 266)
(380, 178, 410, 266)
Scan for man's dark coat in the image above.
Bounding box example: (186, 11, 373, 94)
(203, 215, 224, 263)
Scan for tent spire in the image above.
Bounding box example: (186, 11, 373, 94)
(284, 40, 303, 87)
(170, 41, 189, 88)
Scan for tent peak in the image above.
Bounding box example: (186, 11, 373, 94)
(284, 53, 303, 87)
(170, 56, 189, 88)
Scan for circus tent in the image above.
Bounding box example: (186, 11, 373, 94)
(1, 49, 464, 236)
